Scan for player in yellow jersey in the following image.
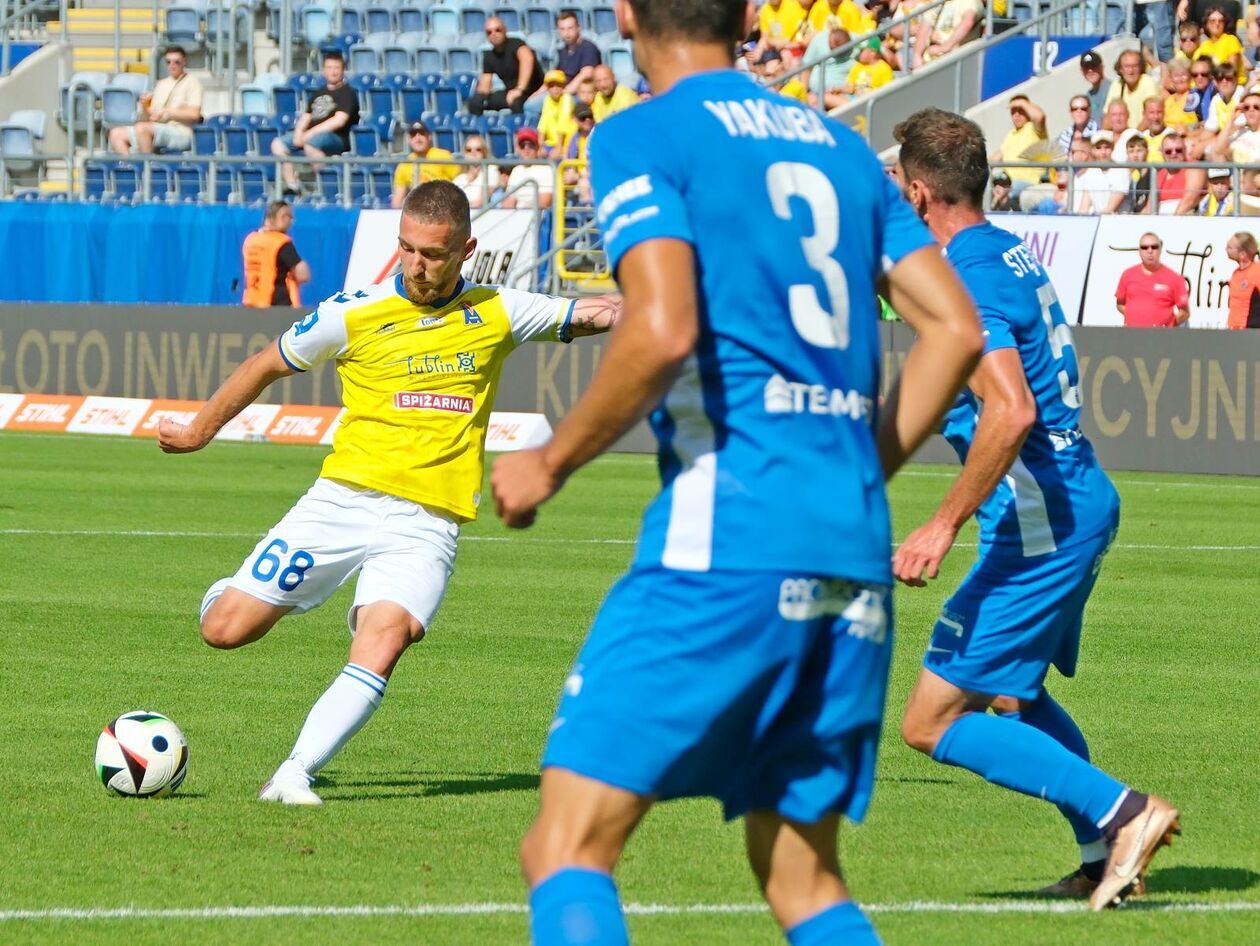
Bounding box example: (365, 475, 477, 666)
(158, 181, 619, 804)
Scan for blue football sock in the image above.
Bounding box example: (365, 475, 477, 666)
(1002, 692, 1103, 846)
(787, 901, 881, 946)
(530, 868, 628, 946)
(933, 711, 1127, 830)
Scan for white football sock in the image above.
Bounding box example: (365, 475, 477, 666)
(1079, 839, 1108, 864)
(199, 577, 232, 624)
(285, 663, 387, 777)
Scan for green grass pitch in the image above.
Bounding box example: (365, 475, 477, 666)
(1, 431, 1257, 945)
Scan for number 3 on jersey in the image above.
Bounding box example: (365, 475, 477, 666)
(767, 161, 850, 350)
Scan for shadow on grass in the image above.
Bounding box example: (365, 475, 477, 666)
(317, 771, 540, 801)
(980, 866, 1260, 901)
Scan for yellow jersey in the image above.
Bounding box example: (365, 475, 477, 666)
(392, 147, 460, 190)
(808, 0, 876, 37)
(592, 83, 639, 122)
(278, 277, 575, 521)
(759, 0, 808, 43)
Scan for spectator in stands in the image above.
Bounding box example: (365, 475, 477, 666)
(1107, 50, 1160, 128)
(912, 0, 983, 69)
(1194, 7, 1246, 81)
(1224, 90, 1260, 161)
(501, 128, 554, 210)
(555, 10, 602, 95)
(538, 70, 576, 158)
(802, 27, 854, 110)
(881, 0, 928, 72)
(807, 0, 874, 39)
(1174, 21, 1203, 64)
(1138, 96, 1170, 156)
(466, 17, 544, 116)
(241, 200, 310, 309)
(757, 0, 809, 61)
(107, 45, 202, 156)
(574, 76, 597, 110)
(561, 105, 595, 203)
(1156, 133, 1207, 212)
(1225, 231, 1260, 327)
(1056, 95, 1100, 153)
(1115, 233, 1191, 327)
(634, 76, 652, 101)
(757, 50, 808, 101)
(1163, 61, 1199, 131)
(1076, 131, 1129, 213)
(1119, 130, 1156, 213)
(1184, 58, 1217, 124)
(1195, 65, 1243, 157)
(993, 94, 1047, 201)
(1180, 0, 1241, 34)
(1101, 99, 1131, 151)
(1200, 165, 1236, 213)
(989, 169, 1014, 211)
(846, 37, 894, 95)
(1080, 51, 1109, 124)
(454, 134, 500, 209)
(591, 65, 637, 122)
(391, 121, 459, 209)
(272, 51, 358, 196)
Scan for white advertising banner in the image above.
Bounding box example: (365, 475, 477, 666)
(344, 208, 541, 291)
(985, 214, 1098, 324)
(1080, 217, 1240, 329)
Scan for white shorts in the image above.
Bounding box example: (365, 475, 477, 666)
(227, 478, 459, 634)
(129, 121, 193, 152)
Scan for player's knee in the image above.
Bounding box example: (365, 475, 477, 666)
(519, 813, 615, 883)
(199, 606, 254, 649)
(900, 711, 940, 755)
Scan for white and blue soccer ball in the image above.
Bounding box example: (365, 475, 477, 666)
(95, 711, 189, 797)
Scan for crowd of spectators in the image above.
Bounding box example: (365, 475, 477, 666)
(992, 1, 1260, 216)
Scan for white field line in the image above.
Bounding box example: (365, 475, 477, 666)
(1, 900, 1258, 923)
(1, 528, 1257, 552)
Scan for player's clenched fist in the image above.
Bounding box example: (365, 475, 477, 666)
(492, 449, 559, 529)
(157, 417, 210, 454)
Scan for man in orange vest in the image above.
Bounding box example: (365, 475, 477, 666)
(242, 201, 310, 308)
(1226, 231, 1260, 328)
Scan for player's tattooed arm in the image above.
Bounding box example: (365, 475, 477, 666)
(568, 293, 623, 337)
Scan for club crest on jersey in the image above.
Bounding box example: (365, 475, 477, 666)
(462, 303, 483, 325)
(293, 311, 319, 336)
(394, 392, 474, 413)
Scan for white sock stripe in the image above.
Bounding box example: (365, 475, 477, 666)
(340, 666, 386, 700)
(1097, 788, 1130, 829)
(345, 663, 388, 688)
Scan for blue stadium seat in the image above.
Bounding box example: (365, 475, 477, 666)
(348, 43, 381, 73)
(302, 5, 335, 45)
(448, 71, 477, 100)
(455, 111, 485, 145)
(174, 161, 206, 202)
(316, 165, 343, 202)
(431, 83, 460, 116)
(484, 123, 509, 158)
(399, 84, 428, 123)
(100, 87, 138, 128)
(350, 124, 380, 156)
(84, 159, 110, 201)
(415, 45, 445, 73)
(222, 123, 250, 156)
(237, 163, 273, 204)
(240, 83, 271, 115)
(429, 113, 456, 151)
(369, 111, 396, 143)
(145, 163, 174, 202)
(428, 4, 459, 35)
(363, 5, 394, 33)
(460, 7, 487, 33)
(192, 124, 219, 155)
(447, 45, 476, 73)
(383, 42, 416, 73)
(110, 72, 150, 96)
(494, 5, 522, 31)
(362, 164, 393, 205)
(396, 4, 427, 32)
(253, 120, 279, 155)
(365, 83, 394, 116)
(164, 4, 205, 47)
(523, 5, 551, 34)
(605, 41, 635, 82)
(590, 5, 616, 35)
(205, 113, 234, 131)
(59, 71, 110, 131)
(112, 160, 140, 203)
(208, 161, 233, 203)
(273, 86, 299, 128)
(339, 2, 367, 34)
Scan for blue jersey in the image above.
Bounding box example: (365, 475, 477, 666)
(941, 222, 1119, 556)
(589, 70, 934, 584)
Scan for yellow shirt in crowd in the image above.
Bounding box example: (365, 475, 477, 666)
(539, 92, 576, 149)
(278, 278, 575, 522)
(592, 83, 638, 122)
(760, 0, 808, 43)
(392, 147, 459, 191)
(808, 0, 876, 37)
(847, 59, 894, 93)
(1195, 34, 1245, 80)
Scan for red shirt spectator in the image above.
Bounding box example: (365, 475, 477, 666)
(1115, 234, 1191, 327)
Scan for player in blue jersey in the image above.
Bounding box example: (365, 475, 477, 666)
(490, 3, 984, 944)
(890, 108, 1180, 911)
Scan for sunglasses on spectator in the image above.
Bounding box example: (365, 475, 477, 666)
(1164, 148, 1186, 155)
(486, 26, 504, 34)
(1245, 104, 1260, 110)
(1192, 70, 1212, 77)
(1140, 243, 1161, 250)
(518, 141, 538, 149)
(465, 145, 485, 153)
(1070, 104, 1089, 111)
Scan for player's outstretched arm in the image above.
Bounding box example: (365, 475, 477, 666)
(879, 245, 984, 479)
(893, 348, 1035, 586)
(492, 240, 697, 528)
(566, 293, 623, 337)
(157, 342, 296, 453)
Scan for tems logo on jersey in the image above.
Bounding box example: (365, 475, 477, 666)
(778, 579, 887, 644)
(394, 392, 474, 413)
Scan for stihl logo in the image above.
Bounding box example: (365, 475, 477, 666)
(271, 415, 323, 437)
(395, 392, 474, 413)
(17, 403, 70, 423)
(488, 422, 521, 440)
(78, 408, 132, 427)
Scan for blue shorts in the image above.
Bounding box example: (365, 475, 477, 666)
(278, 130, 347, 155)
(923, 522, 1117, 700)
(542, 567, 893, 824)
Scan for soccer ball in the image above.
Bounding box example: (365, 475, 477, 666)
(95, 711, 189, 797)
